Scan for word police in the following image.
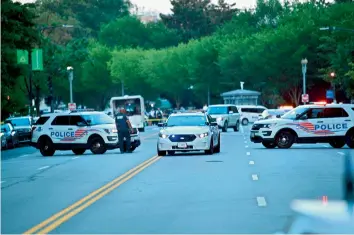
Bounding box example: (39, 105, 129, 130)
(51, 131, 76, 138)
(314, 123, 348, 131)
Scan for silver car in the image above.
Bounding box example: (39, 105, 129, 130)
(157, 112, 220, 156)
(207, 104, 240, 132)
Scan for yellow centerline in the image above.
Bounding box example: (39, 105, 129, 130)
(36, 156, 161, 234)
(23, 155, 161, 234)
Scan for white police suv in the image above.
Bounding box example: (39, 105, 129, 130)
(31, 110, 141, 156)
(250, 103, 354, 149)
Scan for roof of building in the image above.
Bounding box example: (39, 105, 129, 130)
(221, 89, 261, 97)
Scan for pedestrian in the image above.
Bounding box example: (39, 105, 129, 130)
(114, 108, 133, 153)
(203, 104, 208, 112)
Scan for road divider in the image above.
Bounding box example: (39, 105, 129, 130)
(23, 155, 162, 234)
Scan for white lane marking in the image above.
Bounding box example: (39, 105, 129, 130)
(37, 166, 50, 170)
(249, 160, 255, 165)
(337, 152, 345, 155)
(245, 145, 249, 148)
(257, 197, 267, 207)
(246, 152, 251, 155)
(252, 174, 258, 181)
(72, 157, 79, 160)
(240, 125, 244, 133)
(1, 181, 5, 184)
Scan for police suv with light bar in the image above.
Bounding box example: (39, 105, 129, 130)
(30, 110, 140, 156)
(250, 103, 354, 149)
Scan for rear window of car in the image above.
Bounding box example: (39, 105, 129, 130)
(35, 116, 50, 125)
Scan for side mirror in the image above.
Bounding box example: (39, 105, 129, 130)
(86, 120, 92, 125)
(77, 122, 86, 127)
(210, 122, 218, 126)
(276, 114, 281, 118)
(229, 111, 234, 114)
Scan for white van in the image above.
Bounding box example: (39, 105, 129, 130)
(237, 105, 267, 125)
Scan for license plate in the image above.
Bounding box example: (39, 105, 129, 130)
(251, 133, 255, 137)
(177, 143, 187, 148)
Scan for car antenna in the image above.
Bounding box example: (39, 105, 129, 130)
(343, 152, 354, 214)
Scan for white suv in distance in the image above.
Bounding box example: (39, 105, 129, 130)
(250, 104, 354, 149)
(31, 111, 141, 156)
(157, 112, 221, 156)
(237, 105, 267, 125)
(207, 104, 240, 132)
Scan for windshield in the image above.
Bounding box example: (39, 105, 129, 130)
(1, 124, 11, 133)
(207, 106, 228, 115)
(167, 115, 207, 127)
(7, 118, 30, 126)
(82, 113, 115, 125)
(281, 107, 309, 120)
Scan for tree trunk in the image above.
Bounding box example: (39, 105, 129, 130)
(288, 86, 301, 107)
(34, 85, 41, 117)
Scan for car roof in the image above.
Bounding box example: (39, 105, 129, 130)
(301, 104, 354, 109)
(41, 111, 103, 117)
(170, 112, 205, 117)
(237, 105, 267, 108)
(6, 116, 31, 120)
(208, 104, 235, 107)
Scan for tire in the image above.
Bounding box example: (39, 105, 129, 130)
(262, 141, 276, 149)
(72, 148, 86, 155)
(167, 151, 175, 155)
(214, 135, 221, 153)
(138, 127, 145, 132)
(205, 140, 214, 155)
(39, 137, 55, 157)
(345, 130, 354, 148)
(275, 131, 294, 149)
(222, 122, 228, 132)
(130, 146, 136, 152)
(242, 118, 249, 126)
(233, 121, 240, 132)
(89, 137, 107, 154)
(157, 149, 166, 156)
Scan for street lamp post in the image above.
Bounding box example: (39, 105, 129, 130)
(67, 66, 74, 103)
(330, 72, 336, 103)
(301, 58, 308, 104)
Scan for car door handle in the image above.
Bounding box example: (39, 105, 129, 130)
(49, 128, 53, 130)
(68, 128, 73, 130)
(317, 121, 323, 123)
(345, 119, 351, 122)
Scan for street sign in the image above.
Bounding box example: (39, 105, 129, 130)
(31, 49, 43, 71)
(68, 103, 76, 111)
(16, 50, 29, 64)
(302, 94, 309, 103)
(326, 90, 334, 99)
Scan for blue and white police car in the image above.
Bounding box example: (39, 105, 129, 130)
(30, 110, 141, 156)
(250, 103, 354, 149)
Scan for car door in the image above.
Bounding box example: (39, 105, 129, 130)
(323, 108, 351, 137)
(297, 108, 327, 138)
(227, 106, 236, 125)
(207, 114, 218, 145)
(69, 115, 87, 144)
(50, 115, 71, 143)
(232, 106, 240, 124)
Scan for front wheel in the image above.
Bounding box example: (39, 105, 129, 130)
(329, 140, 346, 148)
(222, 122, 228, 132)
(39, 137, 55, 157)
(262, 141, 276, 149)
(138, 127, 145, 132)
(205, 140, 214, 155)
(233, 121, 240, 132)
(72, 148, 86, 155)
(90, 137, 107, 154)
(345, 130, 354, 148)
(275, 131, 294, 149)
(214, 135, 221, 153)
(157, 149, 166, 156)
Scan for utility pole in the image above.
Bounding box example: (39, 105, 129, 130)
(67, 66, 74, 103)
(29, 50, 33, 117)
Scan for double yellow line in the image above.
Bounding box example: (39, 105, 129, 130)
(23, 155, 162, 234)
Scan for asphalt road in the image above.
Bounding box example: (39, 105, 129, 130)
(1, 125, 352, 234)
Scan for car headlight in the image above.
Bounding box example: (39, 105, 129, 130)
(159, 133, 169, 138)
(198, 132, 209, 138)
(104, 128, 118, 134)
(216, 117, 223, 121)
(262, 123, 277, 128)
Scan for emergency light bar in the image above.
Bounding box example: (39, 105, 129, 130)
(70, 109, 95, 113)
(279, 105, 293, 109)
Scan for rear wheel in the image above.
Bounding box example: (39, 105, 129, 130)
(89, 137, 107, 154)
(222, 122, 228, 132)
(242, 118, 249, 126)
(39, 137, 55, 157)
(262, 141, 276, 149)
(233, 121, 240, 132)
(275, 131, 294, 149)
(72, 148, 86, 155)
(214, 135, 221, 153)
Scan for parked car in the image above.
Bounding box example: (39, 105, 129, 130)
(1, 123, 19, 149)
(5, 116, 33, 144)
(207, 104, 240, 132)
(258, 109, 291, 120)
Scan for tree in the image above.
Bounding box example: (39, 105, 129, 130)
(1, 0, 40, 117)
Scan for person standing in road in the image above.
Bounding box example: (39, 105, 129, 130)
(114, 108, 133, 153)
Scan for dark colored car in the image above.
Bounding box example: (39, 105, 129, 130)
(5, 116, 33, 143)
(1, 123, 19, 149)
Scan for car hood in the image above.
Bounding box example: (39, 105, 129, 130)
(13, 125, 31, 130)
(209, 114, 228, 118)
(254, 118, 290, 125)
(161, 126, 209, 135)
